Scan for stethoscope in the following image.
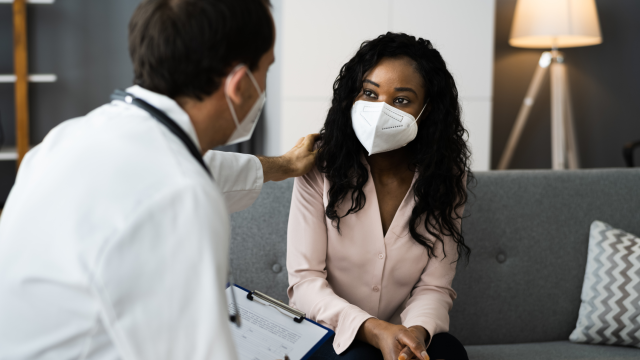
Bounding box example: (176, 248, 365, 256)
(110, 89, 242, 327)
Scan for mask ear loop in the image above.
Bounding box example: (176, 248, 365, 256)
(244, 67, 263, 94)
(414, 99, 430, 124)
(224, 64, 246, 128)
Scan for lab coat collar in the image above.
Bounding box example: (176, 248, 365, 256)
(125, 85, 203, 153)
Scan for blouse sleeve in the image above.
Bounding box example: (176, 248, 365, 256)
(286, 167, 374, 354)
(400, 176, 467, 348)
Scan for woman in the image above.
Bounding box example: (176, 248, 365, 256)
(287, 33, 472, 360)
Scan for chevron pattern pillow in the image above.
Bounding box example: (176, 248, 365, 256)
(569, 220, 640, 348)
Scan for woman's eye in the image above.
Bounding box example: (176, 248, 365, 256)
(363, 89, 377, 98)
(394, 98, 409, 105)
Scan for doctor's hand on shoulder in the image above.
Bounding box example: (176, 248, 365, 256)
(258, 133, 319, 183)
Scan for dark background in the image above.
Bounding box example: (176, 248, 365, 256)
(1, 0, 639, 205)
(492, 0, 640, 169)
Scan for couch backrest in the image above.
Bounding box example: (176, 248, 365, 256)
(230, 169, 640, 345)
(450, 169, 640, 345)
(230, 179, 293, 303)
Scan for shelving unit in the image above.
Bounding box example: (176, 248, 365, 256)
(0, 147, 18, 161)
(0, 0, 56, 166)
(0, 74, 57, 82)
(0, 0, 54, 5)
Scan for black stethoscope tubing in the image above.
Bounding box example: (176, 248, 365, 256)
(110, 89, 212, 178)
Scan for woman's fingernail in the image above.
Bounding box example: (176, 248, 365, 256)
(398, 355, 407, 360)
(421, 351, 429, 360)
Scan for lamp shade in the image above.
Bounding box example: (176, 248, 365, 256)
(510, 0, 602, 49)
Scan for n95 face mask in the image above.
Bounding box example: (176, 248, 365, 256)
(351, 100, 426, 155)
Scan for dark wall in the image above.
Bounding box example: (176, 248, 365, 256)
(492, 0, 640, 169)
(0, 1, 139, 147)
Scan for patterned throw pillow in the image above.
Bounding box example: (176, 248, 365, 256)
(569, 221, 640, 348)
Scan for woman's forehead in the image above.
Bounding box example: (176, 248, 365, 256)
(364, 56, 423, 89)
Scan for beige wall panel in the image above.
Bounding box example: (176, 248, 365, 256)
(461, 98, 493, 171)
(281, 0, 389, 99)
(280, 98, 331, 153)
(390, 0, 495, 99)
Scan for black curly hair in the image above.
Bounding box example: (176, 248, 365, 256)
(316, 32, 473, 263)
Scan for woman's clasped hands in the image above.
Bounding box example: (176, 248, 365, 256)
(358, 318, 433, 360)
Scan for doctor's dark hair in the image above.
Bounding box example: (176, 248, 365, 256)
(317, 32, 473, 263)
(129, 0, 273, 100)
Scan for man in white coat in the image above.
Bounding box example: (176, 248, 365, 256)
(0, 0, 311, 359)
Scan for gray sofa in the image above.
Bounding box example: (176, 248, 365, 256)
(230, 169, 640, 359)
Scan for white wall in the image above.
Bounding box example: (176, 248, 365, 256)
(264, 0, 495, 171)
(262, 0, 283, 156)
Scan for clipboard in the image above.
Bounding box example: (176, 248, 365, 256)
(226, 285, 334, 360)
(246, 289, 305, 323)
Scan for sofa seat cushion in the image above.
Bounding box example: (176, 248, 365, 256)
(466, 341, 640, 360)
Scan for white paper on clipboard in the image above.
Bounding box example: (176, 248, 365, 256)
(225, 286, 331, 360)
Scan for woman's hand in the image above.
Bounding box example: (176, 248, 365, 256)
(358, 319, 429, 360)
(397, 326, 431, 360)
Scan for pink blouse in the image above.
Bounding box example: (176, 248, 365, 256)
(286, 160, 463, 354)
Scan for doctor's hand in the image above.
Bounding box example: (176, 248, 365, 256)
(358, 319, 429, 360)
(258, 133, 319, 182)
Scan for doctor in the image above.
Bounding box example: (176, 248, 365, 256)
(0, 0, 309, 359)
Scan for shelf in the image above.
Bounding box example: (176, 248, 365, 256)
(0, 148, 18, 161)
(0, 1, 55, 4)
(0, 74, 57, 83)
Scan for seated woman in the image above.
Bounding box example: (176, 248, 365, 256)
(286, 33, 472, 360)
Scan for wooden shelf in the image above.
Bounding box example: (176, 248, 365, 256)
(0, 1, 55, 4)
(0, 74, 57, 83)
(0, 147, 18, 161)
(0, 147, 36, 161)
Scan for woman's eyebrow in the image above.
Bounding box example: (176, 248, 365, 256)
(363, 79, 380, 87)
(395, 87, 418, 95)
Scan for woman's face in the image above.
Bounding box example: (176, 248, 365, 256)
(354, 56, 427, 123)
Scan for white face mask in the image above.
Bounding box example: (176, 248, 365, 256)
(224, 64, 266, 146)
(350, 100, 427, 155)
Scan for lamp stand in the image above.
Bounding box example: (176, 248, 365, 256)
(498, 50, 580, 170)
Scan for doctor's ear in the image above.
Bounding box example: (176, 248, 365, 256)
(224, 65, 249, 105)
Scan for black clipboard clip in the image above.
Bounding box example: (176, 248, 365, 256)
(247, 290, 306, 323)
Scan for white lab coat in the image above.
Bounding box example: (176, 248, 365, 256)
(0, 86, 263, 360)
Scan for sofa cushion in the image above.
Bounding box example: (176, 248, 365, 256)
(466, 341, 640, 360)
(230, 179, 294, 302)
(570, 221, 640, 347)
(449, 169, 640, 345)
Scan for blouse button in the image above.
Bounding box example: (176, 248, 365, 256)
(372, 286, 380, 292)
(378, 253, 384, 259)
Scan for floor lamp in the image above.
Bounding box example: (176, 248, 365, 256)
(498, 0, 602, 170)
